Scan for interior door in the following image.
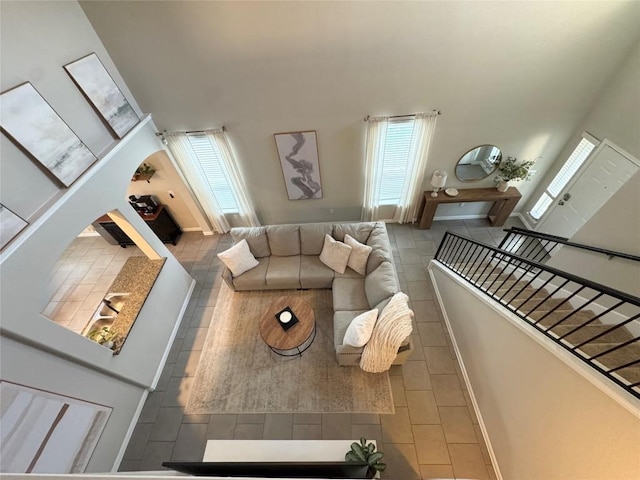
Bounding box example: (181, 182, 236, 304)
(537, 141, 639, 238)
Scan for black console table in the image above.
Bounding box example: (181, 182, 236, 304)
(96, 205, 182, 247)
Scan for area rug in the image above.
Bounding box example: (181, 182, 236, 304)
(186, 284, 394, 414)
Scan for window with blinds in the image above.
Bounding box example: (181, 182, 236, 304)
(185, 133, 239, 213)
(529, 134, 598, 220)
(377, 119, 415, 204)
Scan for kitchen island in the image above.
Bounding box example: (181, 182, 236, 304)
(86, 256, 165, 354)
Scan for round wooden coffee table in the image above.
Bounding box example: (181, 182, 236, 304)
(259, 296, 316, 357)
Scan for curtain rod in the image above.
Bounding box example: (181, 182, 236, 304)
(155, 126, 226, 137)
(363, 110, 441, 122)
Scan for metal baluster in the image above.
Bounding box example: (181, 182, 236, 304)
(571, 311, 640, 349)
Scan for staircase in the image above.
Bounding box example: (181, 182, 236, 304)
(435, 231, 640, 399)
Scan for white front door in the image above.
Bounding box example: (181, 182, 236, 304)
(537, 141, 639, 238)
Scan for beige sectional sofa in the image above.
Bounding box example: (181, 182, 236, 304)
(221, 222, 414, 366)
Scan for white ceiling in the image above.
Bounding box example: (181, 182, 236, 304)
(79, 1, 639, 131)
(78, 1, 640, 224)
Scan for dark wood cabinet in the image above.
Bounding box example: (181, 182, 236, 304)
(96, 205, 182, 247)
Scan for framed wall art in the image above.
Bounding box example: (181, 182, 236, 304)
(274, 130, 322, 200)
(0, 204, 28, 250)
(0, 380, 112, 473)
(0, 82, 97, 188)
(64, 53, 140, 139)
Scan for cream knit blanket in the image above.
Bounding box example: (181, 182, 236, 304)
(360, 292, 414, 373)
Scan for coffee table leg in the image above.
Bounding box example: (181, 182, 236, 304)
(269, 322, 317, 357)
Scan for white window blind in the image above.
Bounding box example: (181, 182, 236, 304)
(377, 119, 414, 204)
(186, 134, 239, 213)
(529, 134, 598, 220)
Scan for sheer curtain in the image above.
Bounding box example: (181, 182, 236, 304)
(393, 112, 438, 223)
(209, 129, 260, 228)
(165, 129, 259, 233)
(361, 116, 389, 222)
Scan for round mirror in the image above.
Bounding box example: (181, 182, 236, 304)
(455, 145, 502, 182)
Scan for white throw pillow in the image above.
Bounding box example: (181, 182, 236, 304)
(319, 234, 352, 274)
(343, 309, 379, 347)
(344, 234, 373, 275)
(217, 239, 259, 277)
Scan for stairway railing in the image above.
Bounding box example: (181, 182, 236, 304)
(434, 231, 640, 399)
(498, 226, 640, 263)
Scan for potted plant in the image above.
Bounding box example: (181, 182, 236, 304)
(345, 437, 386, 478)
(88, 326, 118, 350)
(133, 163, 156, 181)
(495, 156, 535, 192)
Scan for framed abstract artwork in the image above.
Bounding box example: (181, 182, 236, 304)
(64, 53, 140, 139)
(0, 82, 97, 188)
(0, 380, 112, 473)
(0, 204, 28, 250)
(274, 130, 322, 200)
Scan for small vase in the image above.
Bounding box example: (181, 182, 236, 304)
(497, 181, 509, 192)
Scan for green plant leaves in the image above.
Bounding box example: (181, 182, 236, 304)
(367, 451, 383, 466)
(345, 438, 385, 475)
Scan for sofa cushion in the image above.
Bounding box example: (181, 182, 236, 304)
(334, 267, 362, 279)
(300, 255, 335, 289)
(266, 255, 301, 288)
(217, 239, 259, 277)
(343, 309, 379, 347)
(373, 296, 393, 313)
(233, 257, 269, 290)
(231, 227, 271, 258)
(344, 234, 372, 276)
(333, 310, 368, 350)
(366, 223, 393, 274)
(267, 225, 300, 256)
(333, 222, 376, 243)
(319, 234, 352, 274)
(332, 277, 369, 311)
(300, 224, 333, 255)
(365, 261, 399, 307)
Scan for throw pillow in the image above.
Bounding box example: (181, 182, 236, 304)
(344, 234, 373, 275)
(364, 261, 399, 307)
(319, 234, 352, 274)
(343, 309, 379, 347)
(217, 239, 259, 277)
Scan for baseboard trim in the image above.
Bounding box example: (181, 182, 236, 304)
(516, 212, 535, 230)
(428, 264, 504, 480)
(181, 227, 203, 232)
(429, 261, 640, 417)
(150, 278, 196, 391)
(113, 278, 197, 472)
(112, 389, 149, 472)
(432, 213, 488, 221)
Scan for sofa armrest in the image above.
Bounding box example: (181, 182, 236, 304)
(221, 267, 236, 291)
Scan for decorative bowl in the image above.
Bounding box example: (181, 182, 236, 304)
(445, 188, 459, 197)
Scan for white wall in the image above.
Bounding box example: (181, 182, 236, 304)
(80, 1, 640, 225)
(430, 264, 640, 480)
(126, 150, 203, 231)
(0, 0, 143, 219)
(527, 42, 640, 293)
(0, 2, 194, 472)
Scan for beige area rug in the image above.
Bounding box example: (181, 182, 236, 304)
(186, 284, 394, 414)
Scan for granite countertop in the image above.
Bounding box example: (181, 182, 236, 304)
(107, 256, 166, 354)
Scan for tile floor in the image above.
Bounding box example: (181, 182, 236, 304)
(43, 236, 145, 334)
(60, 218, 524, 479)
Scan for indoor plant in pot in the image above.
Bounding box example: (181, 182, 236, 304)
(88, 326, 118, 350)
(345, 437, 386, 478)
(495, 156, 535, 192)
(133, 162, 156, 181)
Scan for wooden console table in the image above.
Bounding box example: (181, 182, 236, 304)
(417, 187, 522, 229)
